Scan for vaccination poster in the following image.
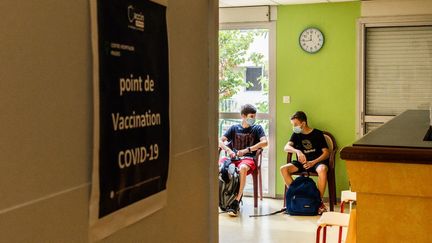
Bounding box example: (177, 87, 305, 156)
(89, 0, 169, 240)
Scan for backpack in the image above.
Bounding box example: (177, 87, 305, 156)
(218, 158, 240, 211)
(285, 174, 321, 216)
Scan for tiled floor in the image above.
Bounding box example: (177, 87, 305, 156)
(219, 197, 346, 243)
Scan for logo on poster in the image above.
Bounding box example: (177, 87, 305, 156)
(127, 5, 144, 31)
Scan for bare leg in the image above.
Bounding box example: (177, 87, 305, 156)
(236, 164, 250, 201)
(280, 163, 299, 186)
(316, 164, 328, 198)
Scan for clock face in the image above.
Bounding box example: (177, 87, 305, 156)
(299, 28, 324, 54)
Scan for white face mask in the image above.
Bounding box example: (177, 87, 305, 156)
(246, 118, 256, 126)
(293, 125, 302, 134)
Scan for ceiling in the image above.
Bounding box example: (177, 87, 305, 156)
(220, 0, 358, 7)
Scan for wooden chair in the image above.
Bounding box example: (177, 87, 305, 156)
(251, 148, 263, 208)
(219, 147, 263, 208)
(284, 131, 337, 211)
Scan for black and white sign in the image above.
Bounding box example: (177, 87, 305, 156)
(89, 0, 169, 240)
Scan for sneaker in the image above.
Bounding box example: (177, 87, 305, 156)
(318, 201, 328, 215)
(227, 200, 240, 217)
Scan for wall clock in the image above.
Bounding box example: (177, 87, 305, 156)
(299, 27, 324, 54)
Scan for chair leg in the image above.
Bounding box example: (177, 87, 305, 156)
(323, 226, 327, 243)
(252, 171, 258, 208)
(338, 226, 343, 243)
(329, 194, 334, 212)
(283, 185, 287, 208)
(328, 171, 336, 211)
(258, 168, 263, 200)
(316, 226, 322, 243)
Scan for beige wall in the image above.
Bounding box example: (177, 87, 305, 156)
(0, 0, 218, 242)
(361, 0, 432, 16)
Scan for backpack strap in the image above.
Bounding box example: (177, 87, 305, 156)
(248, 208, 286, 218)
(300, 171, 310, 177)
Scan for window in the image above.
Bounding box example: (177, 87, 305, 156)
(219, 22, 276, 197)
(358, 17, 432, 135)
(246, 67, 263, 91)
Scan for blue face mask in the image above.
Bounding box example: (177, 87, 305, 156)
(246, 118, 256, 126)
(293, 125, 302, 134)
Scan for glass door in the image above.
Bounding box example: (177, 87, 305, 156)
(218, 22, 275, 197)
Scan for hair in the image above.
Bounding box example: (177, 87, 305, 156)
(291, 111, 308, 124)
(240, 104, 257, 116)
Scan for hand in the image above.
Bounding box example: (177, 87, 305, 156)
(297, 152, 307, 163)
(303, 161, 314, 170)
(237, 149, 247, 157)
(228, 150, 236, 158)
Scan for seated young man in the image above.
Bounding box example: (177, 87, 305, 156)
(219, 104, 268, 217)
(280, 111, 330, 214)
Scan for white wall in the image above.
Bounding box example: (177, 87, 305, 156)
(0, 0, 218, 242)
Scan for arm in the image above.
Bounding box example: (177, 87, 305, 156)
(284, 141, 306, 163)
(304, 131, 330, 168)
(219, 136, 236, 158)
(236, 125, 268, 157)
(309, 148, 329, 165)
(237, 136, 268, 157)
(252, 136, 268, 151)
(303, 148, 329, 170)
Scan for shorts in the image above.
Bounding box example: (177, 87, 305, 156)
(290, 160, 328, 173)
(218, 157, 256, 175)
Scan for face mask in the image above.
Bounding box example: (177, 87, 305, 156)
(246, 118, 256, 126)
(293, 125, 302, 134)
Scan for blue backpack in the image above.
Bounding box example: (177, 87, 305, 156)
(285, 175, 321, 216)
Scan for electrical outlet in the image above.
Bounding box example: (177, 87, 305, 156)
(283, 96, 291, 103)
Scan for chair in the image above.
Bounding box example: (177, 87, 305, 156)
(340, 190, 356, 213)
(251, 148, 263, 208)
(218, 147, 263, 208)
(284, 131, 337, 211)
(316, 211, 350, 243)
(316, 190, 357, 243)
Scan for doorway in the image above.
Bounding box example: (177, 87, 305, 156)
(218, 22, 276, 197)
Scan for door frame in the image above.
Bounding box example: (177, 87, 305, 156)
(219, 21, 276, 197)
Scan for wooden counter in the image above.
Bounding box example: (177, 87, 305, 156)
(341, 110, 432, 243)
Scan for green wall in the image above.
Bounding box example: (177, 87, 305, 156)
(276, 2, 360, 197)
